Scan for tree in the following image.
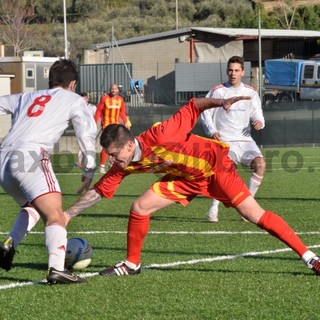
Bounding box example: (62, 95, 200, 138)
(271, 0, 300, 29)
(1, 0, 320, 60)
(287, 4, 320, 30)
(35, 0, 64, 23)
(0, 0, 38, 56)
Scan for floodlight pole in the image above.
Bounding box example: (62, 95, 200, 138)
(176, 0, 179, 30)
(258, 7, 262, 99)
(251, 0, 262, 98)
(63, 0, 69, 59)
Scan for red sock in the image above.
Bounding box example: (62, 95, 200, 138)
(100, 149, 107, 165)
(126, 211, 151, 265)
(257, 211, 308, 257)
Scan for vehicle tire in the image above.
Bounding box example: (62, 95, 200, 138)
(279, 91, 294, 102)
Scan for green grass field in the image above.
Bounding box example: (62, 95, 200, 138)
(1, 147, 320, 319)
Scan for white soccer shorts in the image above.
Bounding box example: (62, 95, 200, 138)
(0, 146, 61, 206)
(228, 141, 263, 167)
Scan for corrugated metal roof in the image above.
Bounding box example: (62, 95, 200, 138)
(193, 27, 320, 38)
(91, 27, 320, 50)
(91, 28, 192, 50)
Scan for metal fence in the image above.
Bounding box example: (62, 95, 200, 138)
(61, 99, 320, 152)
(78, 61, 252, 107)
(78, 63, 133, 104)
(252, 101, 320, 147)
(127, 101, 320, 147)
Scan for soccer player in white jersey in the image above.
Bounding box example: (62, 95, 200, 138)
(80, 92, 97, 117)
(0, 59, 97, 284)
(201, 56, 266, 223)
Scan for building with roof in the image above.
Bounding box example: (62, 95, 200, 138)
(83, 27, 320, 105)
(0, 55, 58, 94)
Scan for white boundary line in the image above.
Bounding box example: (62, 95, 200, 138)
(0, 231, 320, 290)
(0, 241, 320, 290)
(1, 230, 320, 235)
(144, 244, 320, 268)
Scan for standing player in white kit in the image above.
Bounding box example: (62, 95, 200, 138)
(0, 59, 97, 284)
(201, 56, 266, 223)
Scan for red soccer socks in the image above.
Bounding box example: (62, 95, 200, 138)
(257, 210, 308, 257)
(126, 211, 151, 266)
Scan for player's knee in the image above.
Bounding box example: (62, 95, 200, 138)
(252, 157, 266, 174)
(131, 199, 151, 215)
(131, 199, 141, 213)
(45, 211, 66, 227)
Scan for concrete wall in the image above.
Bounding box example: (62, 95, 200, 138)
(53, 135, 101, 155)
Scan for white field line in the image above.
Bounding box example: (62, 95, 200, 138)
(0, 230, 319, 290)
(0, 230, 319, 235)
(55, 166, 320, 175)
(1, 244, 320, 290)
(145, 244, 320, 269)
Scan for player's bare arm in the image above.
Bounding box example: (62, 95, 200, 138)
(65, 189, 102, 222)
(195, 96, 251, 113)
(77, 176, 93, 194)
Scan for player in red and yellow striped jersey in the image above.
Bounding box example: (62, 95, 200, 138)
(65, 96, 320, 277)
(94, 84, 131, 173)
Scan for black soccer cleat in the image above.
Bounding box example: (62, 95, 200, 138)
(308, 256, 320, 275)
(99, 261, 141, 277)
(0, 237, 15, 271)
(47, 267, 87, 284)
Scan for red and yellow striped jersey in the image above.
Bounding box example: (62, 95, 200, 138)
(94, 94, 128, 128)
(94, 99, 232, 199)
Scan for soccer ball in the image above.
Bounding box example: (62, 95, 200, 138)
(65, 237, 93, 270)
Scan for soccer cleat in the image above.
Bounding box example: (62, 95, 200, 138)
(0, 237, 15, 271)
(207, 210, 219, 223)
(307, 256, 320, 275)
(99, 261, 141, 276)
(99, 166, 106, 174)
(47, 267, 87, 284)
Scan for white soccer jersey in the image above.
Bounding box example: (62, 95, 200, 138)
(87, 103, 97, 118)
(0, 88, 97, 172)
(200, 82, 265, 142)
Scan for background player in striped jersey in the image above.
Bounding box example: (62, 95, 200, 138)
(201, 56, 266, 223)
(0, 59, 97, 284)
(95, 83, 131, 173)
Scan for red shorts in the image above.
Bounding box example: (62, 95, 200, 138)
(151, 159, 250, 208)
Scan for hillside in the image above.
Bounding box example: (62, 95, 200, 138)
(262, 0, 320, 10)
(1, 0, 320, 60)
